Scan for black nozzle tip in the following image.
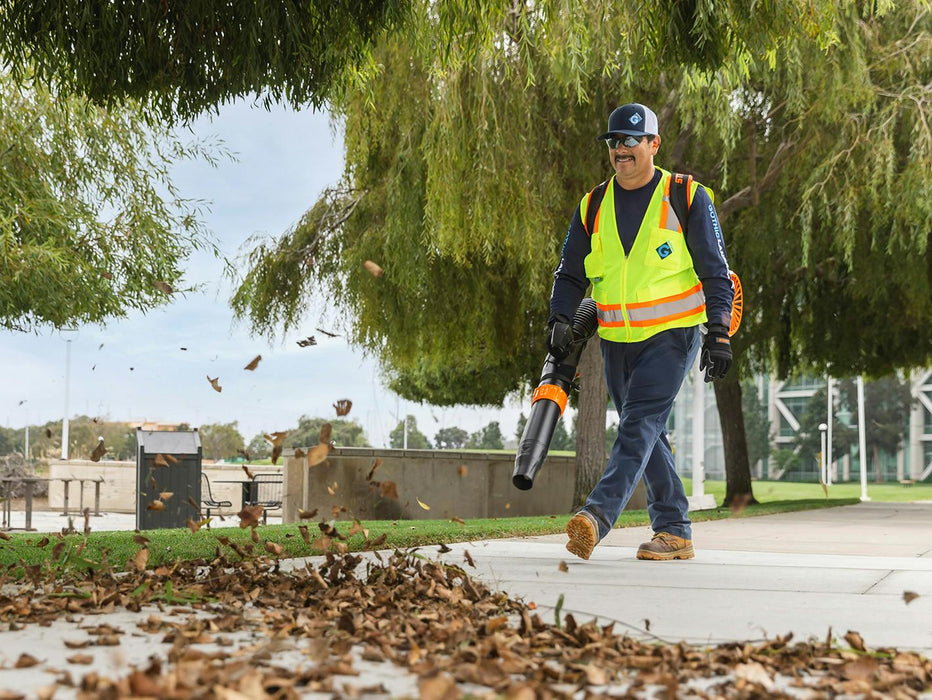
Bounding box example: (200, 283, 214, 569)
(512, 474, 534, 491)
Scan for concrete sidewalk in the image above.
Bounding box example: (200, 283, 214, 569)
(448, 501, 932, 653)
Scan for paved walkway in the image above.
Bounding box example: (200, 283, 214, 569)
(0, 502, 929, 696)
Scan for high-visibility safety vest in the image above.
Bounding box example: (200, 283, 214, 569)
(581, 168, 709, 343)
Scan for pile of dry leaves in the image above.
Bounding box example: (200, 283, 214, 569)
(1, 532, 929, 699)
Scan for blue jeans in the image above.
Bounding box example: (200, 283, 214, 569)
(583, 326, 700, 541)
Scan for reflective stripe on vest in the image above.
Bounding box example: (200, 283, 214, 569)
(626, 283, 705, 327)
(595, 302, 625, 327)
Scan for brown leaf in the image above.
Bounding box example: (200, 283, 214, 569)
(250, 528, 260, 543)
(66, 653, 94, 665)
(293, 447, 305, 458)
(164, 453, 179, 464)
(457, 464, 468, 477)
(297, 508, 318, 520)
(45, 428, 52, 439)
(35, 536, 49, 548)
(158, 491, 173, 501)
(271, 444, 283, 464)
(363, 260, 384, 277)
(264, 541, 283, 556)
(451, 516, 465, 526)
(132, 534, 150, 546)
(903, 590, 920, 605)
(558, 560, 569, 572)
(0, 531, 11, 541)
(316, 327, 338, 337)
(133, 548, 150, 571)
(464, 550, 475, 567)
(319, 423, 333, 444)
(207, 375, 222, 392)
(242, 465, 255, 480)
(842, 656, 878, 681)
(154, 280, 173, 294)
(14, 653, 40, 668)
(90, 438, 107, 462)
(185, 518, 202, 534)
(298, 525, 311, 545)
(333, 399, 353, 416)
(153, 453, 170, 468)
(296, 336, 317, 347)
(307, 442, 332, 467)
(418, 671, 458, 700)
(237, 448, 251, 461)
(146, 500, 165, 511)
(366, 458, 383, 481)
(327, 482, 338, 496)
(844, 630, 866, 652)
(237, 505, 264, 529)
(380, 481, 399, 500)
(244, 354, 262, 371)
(100, 271, 113, 280)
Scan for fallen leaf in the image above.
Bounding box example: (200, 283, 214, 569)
(558, 561, 568, 572)
(438, 543, 452, 553)
(457, 465, 468, 477)
(90, 438, 107, 462)
(14, 653, 40, 668)
(333, 399, 353, 416)
(146, 500, 165, 511)
(242, 465, 255, 480)
(296, 336, 317, 347)
(100, 271, 113, 280)
(264, 541, 283, 556)
(132, 534, 150, 546)
(244, 354, 262, 371)
(67, 653, 94, 665)
(451, 516, 465, 525)
(366, 458, 383, 481)
(133, 548, 150, 571)
(842, 656, 878, 681)
(154, 280, 173, 294)
(35, 536, 49, 548)
(297, 508, 318, 519)
(416, 498, 431, 511)
(844, 630, 866, 652)
(298, 525, 311, 545)
(733, 662, 774, 691)
(185, 518, 202, 534)
(418, 671, 457, 700)
(903, 591, 920, 604)
(207, 375, 222, 392)
(363, 260, 384, 277)
(464, 550, 475, 567)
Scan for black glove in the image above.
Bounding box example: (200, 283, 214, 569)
(547, 315, 574, 360)
(699, 323, 732, 382)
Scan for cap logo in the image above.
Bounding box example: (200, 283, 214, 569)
(629, 113, 642, 125)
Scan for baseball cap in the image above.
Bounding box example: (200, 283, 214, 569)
(597, 103, 659, 139)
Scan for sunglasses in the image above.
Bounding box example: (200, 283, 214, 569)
(605, 134, 650, 149)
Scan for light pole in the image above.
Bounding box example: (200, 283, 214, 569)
(60, 328, 78, 460)
(818, 422, 828, 487)
(857, 376, 870, 501)
(826, 377, 834, 483)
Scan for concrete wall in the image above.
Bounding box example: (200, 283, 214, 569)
(48, 461, 282, 514)
(282, 447, 646, 523)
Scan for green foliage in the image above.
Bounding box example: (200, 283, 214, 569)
(197, 422, 245, 461)
(389, 415, 431, 449)
(465, 421, 505, 450)
(285, 416, 369, 449)
(549, 416, 574, 452)
(0, 1, 409, 124)
(515, 413, 528, 442)
(434, 426, 469, 450)
(246, 433, 272, 460)
(0, 74, 219, 332)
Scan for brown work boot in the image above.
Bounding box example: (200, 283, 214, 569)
(636, 532, 695, 560)
(565, 511, 599, 560)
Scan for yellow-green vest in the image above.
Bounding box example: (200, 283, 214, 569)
(581, 168, 709, 343)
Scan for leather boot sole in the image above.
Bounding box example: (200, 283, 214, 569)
(636, 543, 695, 560)
(565, 514, 597, 560)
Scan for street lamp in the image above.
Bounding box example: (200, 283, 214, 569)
(60, 328, 78, 460)
(857, 376, 870, 502)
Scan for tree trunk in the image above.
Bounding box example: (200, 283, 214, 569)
(573, 337, 607, 508)
(713, 374, 758, 507)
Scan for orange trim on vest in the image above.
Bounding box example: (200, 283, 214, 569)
(531, 384, 568, 415)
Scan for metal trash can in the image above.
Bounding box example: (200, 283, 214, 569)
(135, 428, 202, 530)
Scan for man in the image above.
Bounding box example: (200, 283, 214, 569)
(549, 103, 733, 561)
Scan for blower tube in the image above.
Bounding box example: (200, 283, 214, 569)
(512, 298, 598, 490)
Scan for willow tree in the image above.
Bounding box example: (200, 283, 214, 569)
(0, 1, 408, 123)
(0, 73, 218, 332)
(232, 1, 931, 506)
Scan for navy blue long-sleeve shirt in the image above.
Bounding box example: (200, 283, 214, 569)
(550, 169, 733, 330)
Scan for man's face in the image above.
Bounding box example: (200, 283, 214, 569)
(607, 133, 660, 188)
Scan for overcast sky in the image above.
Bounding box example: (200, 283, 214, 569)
(0, 100, 537, 450)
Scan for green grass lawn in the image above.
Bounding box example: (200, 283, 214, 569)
(687, 478, 932, 504)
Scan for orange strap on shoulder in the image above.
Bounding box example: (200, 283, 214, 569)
(532, 384, 568, 415)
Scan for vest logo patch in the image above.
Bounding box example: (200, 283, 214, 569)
(656, 242, 673, 259)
